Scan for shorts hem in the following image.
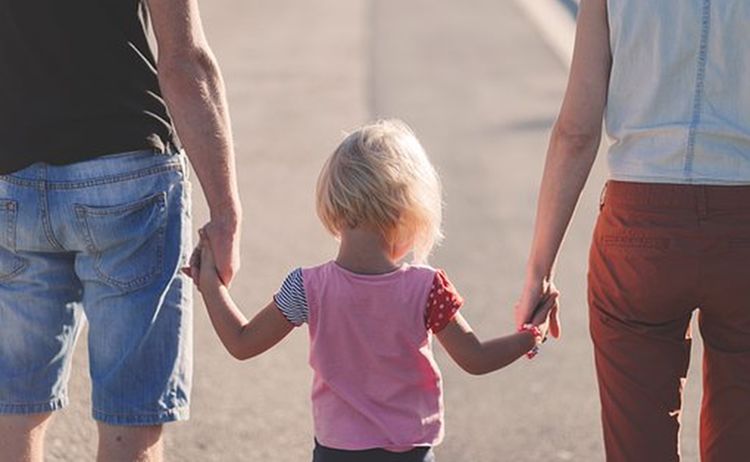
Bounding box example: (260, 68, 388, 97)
(93, 406, 189, 426)
(0, 396, 68, 415)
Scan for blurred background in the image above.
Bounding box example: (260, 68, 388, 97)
(44, 1, 705, 460)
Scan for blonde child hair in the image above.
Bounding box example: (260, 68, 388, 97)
(315, 119, 443, 263)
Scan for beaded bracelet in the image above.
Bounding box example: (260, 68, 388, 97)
(519, 323, 544, 359)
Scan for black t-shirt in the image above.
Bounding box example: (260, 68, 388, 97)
(0, 0, 177, 174)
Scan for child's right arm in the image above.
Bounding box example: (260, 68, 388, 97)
(436, 295, 556, 375)
(189, 231, 294, 360)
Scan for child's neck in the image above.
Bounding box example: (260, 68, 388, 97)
(336, 227, 402, 275)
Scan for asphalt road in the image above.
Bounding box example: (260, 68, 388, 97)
(44, 1, 704, 461)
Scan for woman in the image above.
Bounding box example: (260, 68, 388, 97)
(516, 1, 750, 461)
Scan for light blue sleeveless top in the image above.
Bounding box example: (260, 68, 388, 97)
(606, 0, 750, 184)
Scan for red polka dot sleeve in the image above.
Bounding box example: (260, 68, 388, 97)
(425, 269, 464, 333)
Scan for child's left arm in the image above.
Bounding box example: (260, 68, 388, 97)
(188, 231, 294, 360)
(436, 294, 556, 375)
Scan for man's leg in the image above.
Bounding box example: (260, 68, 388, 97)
(0, 250, 83, 461)
(0, 413, 53, 462)
(64, 152, 192, 457)
(0, 172, 84, 461)
(97, 423, 163, 462)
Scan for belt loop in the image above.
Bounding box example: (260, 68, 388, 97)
(599, 182, 608, 212)
(166, 139, 177, 155)
(696, 186, 708, 218)
(180, 150, 190, 180)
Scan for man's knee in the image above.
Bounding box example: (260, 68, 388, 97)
(0, 413, 53, 462)
(97, 423, 164, 462)
(98, 422, 163, 443)
(0, 412, 53, 435)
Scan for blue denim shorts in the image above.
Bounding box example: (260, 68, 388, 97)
(0, 150, 192, 426)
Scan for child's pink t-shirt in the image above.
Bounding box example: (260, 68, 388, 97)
(274, 261, 463, 451)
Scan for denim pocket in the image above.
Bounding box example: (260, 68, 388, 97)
(0, 199, 27, 281)
(75, 192, 167, 292)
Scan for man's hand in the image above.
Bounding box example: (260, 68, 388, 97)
(183, 228, 225, 293)
(148, 0, 242, 285)
(197, 229, 224, 292)
(202, 211, 241, 285)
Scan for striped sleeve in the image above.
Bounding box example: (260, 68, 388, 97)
(273, 268, 308, 326)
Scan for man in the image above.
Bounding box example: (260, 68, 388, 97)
(0, 0, 241, 460)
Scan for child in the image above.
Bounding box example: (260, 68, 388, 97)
(187, 119, 557, 462)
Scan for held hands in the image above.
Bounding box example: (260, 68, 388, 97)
(518, 290, 558, 359)
(515, 277, 561, 339)
(182, 228, 224, 293)
(527, 290, 558, 340)
(201, 213, 241, 285)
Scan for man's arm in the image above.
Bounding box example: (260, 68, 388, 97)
(148, 0, 241, 284)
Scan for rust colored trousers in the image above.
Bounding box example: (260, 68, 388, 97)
(588, 181, 750, 462)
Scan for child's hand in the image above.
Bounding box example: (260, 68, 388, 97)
(182, 228, 224, 293)
(516, 279, 561, 339)
(529, 290, 560, 341)
(197, 228, 224, 292)
(182, 241, 201, 279)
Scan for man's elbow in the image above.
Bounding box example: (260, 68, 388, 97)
(158, 46, 220, 85)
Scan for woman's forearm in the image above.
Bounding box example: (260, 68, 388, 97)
(525, 0, 611, 283)
(525, 125, 600, 282)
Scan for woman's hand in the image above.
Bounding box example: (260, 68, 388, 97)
(529, 289, 559, 340)
(515, 277, 561, 338)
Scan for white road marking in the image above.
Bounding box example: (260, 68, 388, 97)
(514, 0, 577, 67)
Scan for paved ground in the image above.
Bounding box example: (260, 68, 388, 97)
(45, 1, 705, 460)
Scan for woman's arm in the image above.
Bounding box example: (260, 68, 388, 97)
(515, 0, 612, 336)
